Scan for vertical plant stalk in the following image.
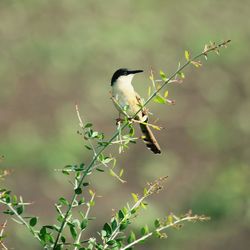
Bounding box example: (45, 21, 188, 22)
(52, 40, 230, 249)
(73, 193, 95, 250)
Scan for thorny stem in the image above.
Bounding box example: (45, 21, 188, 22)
(120, 215, 209, 250)
(76, 104, 97, 156)
(0, 200, 40, 242)
(52, 40, 230, 249)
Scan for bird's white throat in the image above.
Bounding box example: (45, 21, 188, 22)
(112, 74, 135, 100)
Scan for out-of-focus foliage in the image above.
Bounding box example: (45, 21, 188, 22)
(0, 0, 249, 249)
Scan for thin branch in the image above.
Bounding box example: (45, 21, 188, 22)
(76, 104, 97, 156)
(129, 118, 164, 130)
(0, 220, 8, 250)
(0, 200, 40, 242)
(120, 215, 209, 250)
(111, 137, 139, 144)
(73, 193, 95, 250)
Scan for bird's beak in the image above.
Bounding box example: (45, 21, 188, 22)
(128, 70, 143, 75)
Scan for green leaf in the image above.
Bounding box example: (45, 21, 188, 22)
(84, 123, 92, 128)
(80, 219, 88, 230)
(127, 231, 136, 243)
(141, 225, 149, 235)
(128, 125, 135, 136)
(109, 169, 116, 177)
(111, 218, 118, 230)
(96, 168, 105, 172)
(84, 145, 92, 150)
(118, 210, 125, 220)
(116, 236, 126, 242)
(29, 217, 38, 227)
(78, 198, 85, 205)
(154, 95, 166, 104)
(60, 235, 66, 243)
(159, 70, 167, 81)
(102, 157, 113, 164)
(16, 205, 24, 215)
(131, 193, 139, 203)
(122, 206, 128, 214)
(44, 225, 58, 231)
(185, 50, 190, 61)
(178, 72, 185, 79)
(154, 231, 162, 238)
(119, 169, 124, 177)
(140, 202, 147, 209)
(69, 225, 77, 240)
(89, 189, 95, 196)
(3, 210, 14, 215)
(91, 131, 99, 138)
(79, 163, 85, 169)
(164, 90, 169, 98)
(154, 219, 161, 228)
(131, 208, 137, 214)
(119, 220, 129, 231)
(57, 215, 63, 223)
(12, 195, 18, 205)
(74, 187, 82, 195)
(167, 215, 173, 224)
(59, 197, 68, 206)
(62, 169, 70, 175)
(103, 223, 112, 236)
(54, 244, 62, 250)
(107, 240, 117, 246)
(39, 226, 47, 241)
(89, 200, 95, 206)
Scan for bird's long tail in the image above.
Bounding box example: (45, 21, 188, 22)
(139, 119, 161, 154)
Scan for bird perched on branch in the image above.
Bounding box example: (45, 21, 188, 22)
(111, 68, 161, 154)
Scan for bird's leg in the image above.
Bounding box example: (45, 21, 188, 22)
(116, 113, 124, 125)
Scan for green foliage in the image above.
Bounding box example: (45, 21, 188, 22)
(0, 40, 230, 249)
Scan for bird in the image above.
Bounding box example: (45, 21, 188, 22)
(111, 68, 161, 154)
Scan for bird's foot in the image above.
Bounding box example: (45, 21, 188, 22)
(116, 118, 124, 125)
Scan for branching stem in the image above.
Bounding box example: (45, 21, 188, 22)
(120, 215, 207, 250)
(52, 40, 230, 249)
(0, 200, 40, 242)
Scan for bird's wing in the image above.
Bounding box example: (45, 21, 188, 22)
(135, 92, 148, 121)
(110, 94, 128, 116)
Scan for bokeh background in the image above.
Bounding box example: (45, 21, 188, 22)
(0, 0, 249, 249)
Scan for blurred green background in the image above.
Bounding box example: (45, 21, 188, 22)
(0, 0, 249, 249)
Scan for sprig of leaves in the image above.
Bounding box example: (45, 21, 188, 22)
(120, 212, 210, 250)
(101, 177, 168, 249)
(0, 190, 40, 242)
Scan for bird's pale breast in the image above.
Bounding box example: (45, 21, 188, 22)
(112, 82, 140, 117)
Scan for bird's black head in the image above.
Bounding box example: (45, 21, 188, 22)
(111, 68, 143, 86)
